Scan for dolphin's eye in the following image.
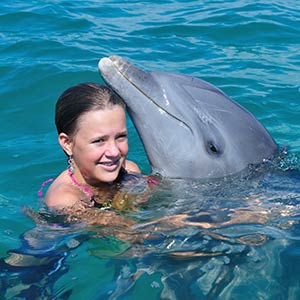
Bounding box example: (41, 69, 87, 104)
(207, 142, 219, 155)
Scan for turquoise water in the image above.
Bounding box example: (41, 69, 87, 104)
(0, 1, 300, 299)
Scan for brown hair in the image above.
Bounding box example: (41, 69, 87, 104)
(55, 82, 125, 136)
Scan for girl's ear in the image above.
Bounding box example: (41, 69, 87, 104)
(58, 133, 73, 156)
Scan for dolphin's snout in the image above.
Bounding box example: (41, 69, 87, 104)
(98, 56, 125, 73)
(99, 55, 133, 78)
(109, 55, 122, 63)
(98, 57, 110, 72)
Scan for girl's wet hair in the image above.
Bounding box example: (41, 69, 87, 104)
(55, 82, 125, 136)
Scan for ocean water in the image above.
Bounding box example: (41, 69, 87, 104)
(0, 1, 299, 299)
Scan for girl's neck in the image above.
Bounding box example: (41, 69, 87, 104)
(67, 166, 93, 198)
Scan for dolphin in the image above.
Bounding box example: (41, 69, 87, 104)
(98, 55, 278, 179)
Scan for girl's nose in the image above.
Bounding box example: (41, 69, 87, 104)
(105, 141, 120, 157)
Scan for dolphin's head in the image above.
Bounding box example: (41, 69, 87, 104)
(99, 55, 278, 179)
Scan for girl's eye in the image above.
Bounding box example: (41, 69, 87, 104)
(117, 133, 128, 140)
(92, 138, 105, 144)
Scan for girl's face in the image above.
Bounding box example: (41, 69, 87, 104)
(69, 106, 128, 185)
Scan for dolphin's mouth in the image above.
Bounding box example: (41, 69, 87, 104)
(104, 56, 193, 134)
(108, 56, 155, 104)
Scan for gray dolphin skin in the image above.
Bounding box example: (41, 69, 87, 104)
(98, 55, 278, 179)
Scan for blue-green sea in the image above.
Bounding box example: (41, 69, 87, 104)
(1, 1, 300, 299)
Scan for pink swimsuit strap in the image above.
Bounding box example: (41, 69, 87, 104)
(38, 178, 54, 197)
(146, 176, 159, 185)
(38, 174, 158, 198)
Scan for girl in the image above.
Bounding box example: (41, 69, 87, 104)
(44, 82, 142, 214)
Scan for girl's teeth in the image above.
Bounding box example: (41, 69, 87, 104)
(102, 161, 117, 166)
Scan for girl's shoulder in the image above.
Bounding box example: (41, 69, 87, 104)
(44, 171, 81, 209)
(125, 160, 141, 174)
